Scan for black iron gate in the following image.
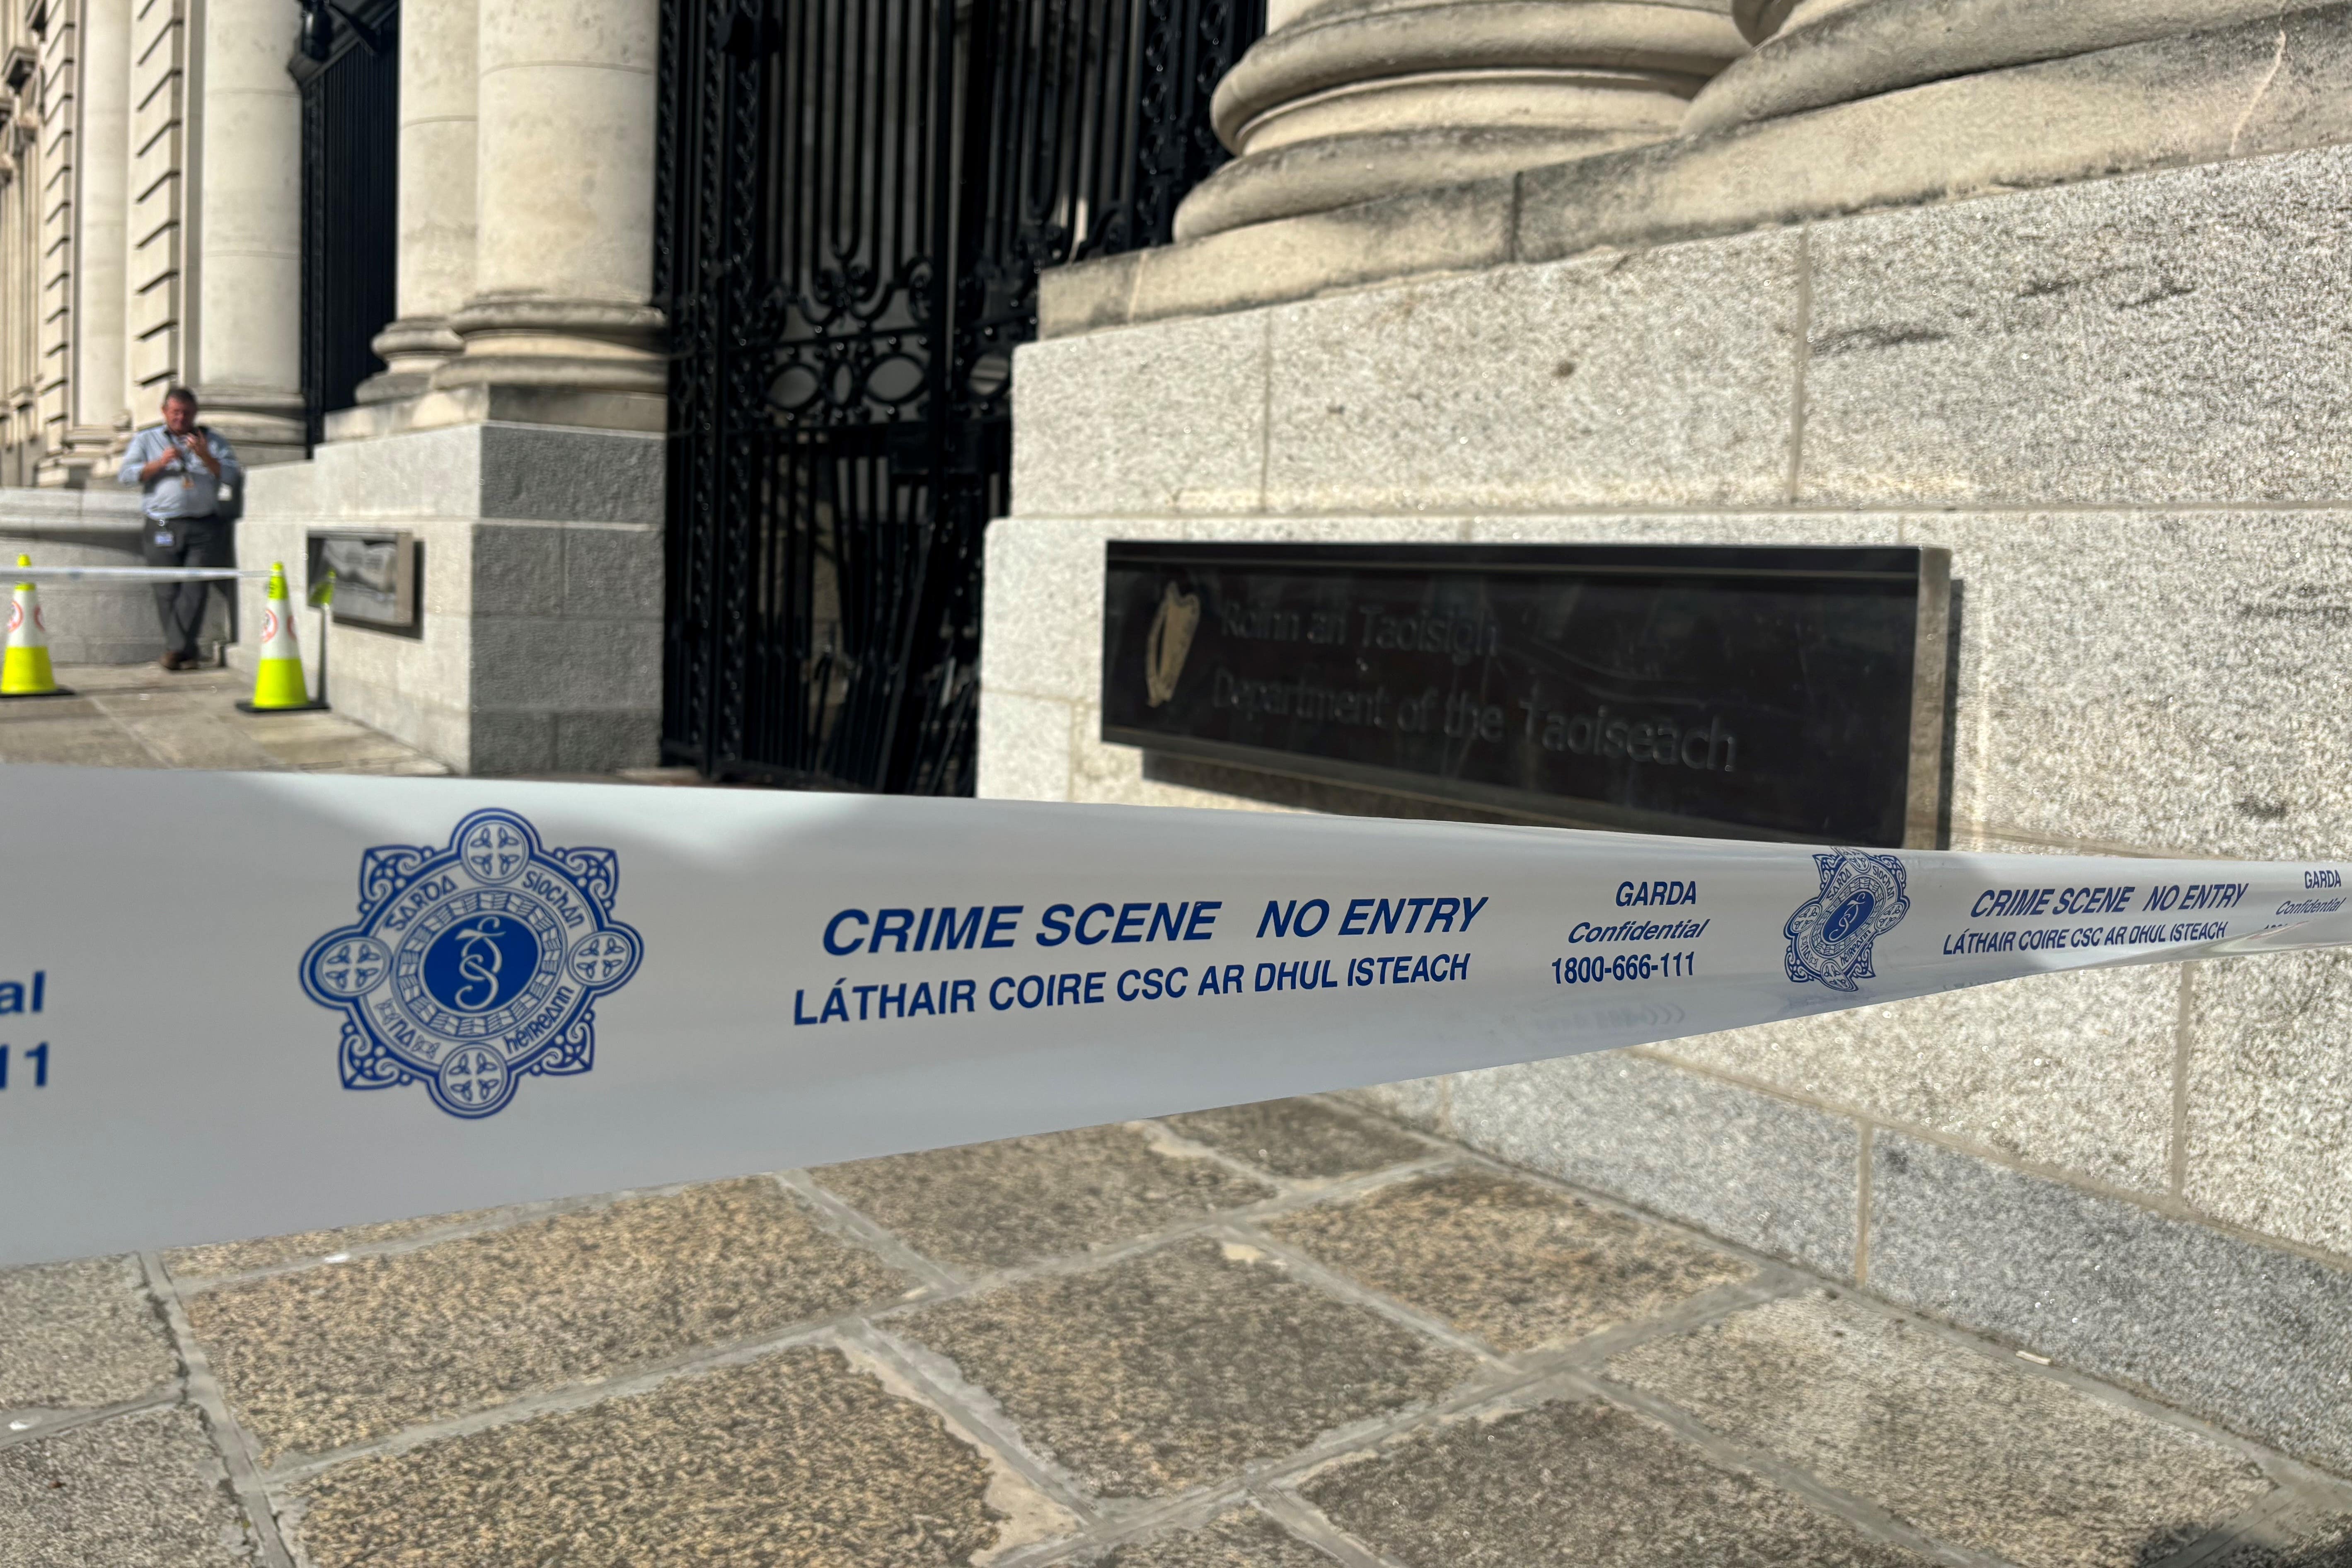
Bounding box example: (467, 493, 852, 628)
(657, 0, 1258, 791)
(291, 0, 400, 449)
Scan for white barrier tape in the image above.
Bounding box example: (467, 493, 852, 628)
(12, 566, 266, 582)
(2, 763, 2346, 1266)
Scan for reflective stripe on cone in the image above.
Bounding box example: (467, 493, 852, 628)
(247, 561, 312, 709)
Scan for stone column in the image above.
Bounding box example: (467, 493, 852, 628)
(1687, 0, 2335, 134)
(354, 0, 476, 404)
(1173, 0, 1746, 240)
(52, 0, 129, 481)
(187, 0, 305, 463)
(428, 0, 663, 430)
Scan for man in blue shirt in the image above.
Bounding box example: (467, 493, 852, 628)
(118, 386, 244, 670)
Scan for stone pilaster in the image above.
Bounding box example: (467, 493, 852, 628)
(1173, 0, 1745, 240)
(353, 0, 475, 404)
(185, 0, 305, 464)
(427, 0, 663, 431)
(49, 0, 130, 483)
(0, 23, 36, 483)
(29, 0, 80, 483)
(124, 0, 189, 414)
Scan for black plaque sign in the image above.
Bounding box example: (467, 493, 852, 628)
(1100, 542, 1950, 847)
(307, 530, 419, 631)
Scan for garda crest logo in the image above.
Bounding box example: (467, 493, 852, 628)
(300, 809, 643, 1119)
(1784, 849, 1910, 993)
(1144, 581, 1200, 707)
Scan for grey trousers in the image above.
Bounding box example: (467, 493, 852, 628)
(142, 514, 233, 660)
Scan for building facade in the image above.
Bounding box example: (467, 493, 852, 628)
(982, 0, 2352, 1474)
(0, 0, 671, 769)
(2, 0, 1248, 780)
(0, 0, 304, 487)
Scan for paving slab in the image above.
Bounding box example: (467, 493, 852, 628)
(0, 696, 104, 723)
(900, 1236, 1475, 1499)
(185, 1178, 912, 1463)
(67, 664, 231, 693)
(111, 714, 281, 769)
(87, 687, 232, 715)
(242, 729, 421, 768)
(1099, 1505, 1338, 1567)
(288, 1344, 1060, 1568)
(0, 717, 159, 766)
(1447, 1051, 1861, 1275)
(1163, 1098, 1431, 1182)
(1299, 1393, 1933, 1568)
(1263, 1168, 1752, 1354)
(313, 755, 452, 777)
(220, 709, 357, 737)
(0, 1405, 261, 1566)
(2209, 1511, 2352, 1567)
(1337, 1078, 1448, 1134)
(815, 1124, 1276, 1273)
(2, 664, 449, 775)
(1607, 1291, 2275, 1568)
(0, 1255, 177, 1410)
(165, 1207, 504, 1280)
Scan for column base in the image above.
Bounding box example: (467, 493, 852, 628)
(1177, 0, 1744, 237)
(1176, 122, 1652, 240)
(324, 380, 665, 443)
(432, 294, 668, 399)
(1135, 0, 2352, 279)
(354, 316, 464, 406)
(1691, 0, 2334, 135)
(33, 423, 130, 489)
(31, 459, 98, 490)
(189, 387, 309, 467)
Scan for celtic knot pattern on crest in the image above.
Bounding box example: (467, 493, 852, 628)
(302, 809, 643, 1119)
(1783, 850, 1912, 995)
(359, 845, 431, 908)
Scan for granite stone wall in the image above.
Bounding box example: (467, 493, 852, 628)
(0, 487, 182, 665)
(233, 422, 665, 774)
(980, 141, 2352, 1471)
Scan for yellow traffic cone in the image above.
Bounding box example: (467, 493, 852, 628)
(239, 562, 322, 712)
(1, 555, 60, 698)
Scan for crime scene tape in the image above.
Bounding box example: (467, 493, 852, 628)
(1, 762, 2345, 1267)
(10, 566, 268, 581)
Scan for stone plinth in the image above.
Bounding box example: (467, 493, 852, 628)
(0, 486, 179, 663)
(230, 0, 667, 773)
(984, 140, 2352, 1472)
(234, 422, 664, 775)
(1174, 0, 1744, 239)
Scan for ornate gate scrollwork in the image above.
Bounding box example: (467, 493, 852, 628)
(657, 0, 1259, 792)
(292, 0, 399, 448)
